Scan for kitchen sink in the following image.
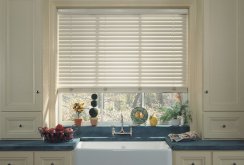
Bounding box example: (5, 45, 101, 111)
(74, 141, 172, 165)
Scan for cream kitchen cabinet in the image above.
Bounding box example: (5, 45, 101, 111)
(34, 151, 73, 165)
(173, 151, 212, 165)
(0, 152, 33, 165)
(0, 0, 43, 139)
(202, 0, 244, 138)
(203, 112, 244, 139)
(174, 151, 244, 165)
(203, 0, 244, 112)
(0, 151, 73, 165)
(1, 112, 42, 139)
(213, 151, 244, 165)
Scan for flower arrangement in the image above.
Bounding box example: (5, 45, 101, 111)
(73, 101, 85, 119)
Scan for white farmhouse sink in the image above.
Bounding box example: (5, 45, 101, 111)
(74, 141, 172, 165)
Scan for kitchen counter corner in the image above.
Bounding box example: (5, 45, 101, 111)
(0, 138, 80, 151)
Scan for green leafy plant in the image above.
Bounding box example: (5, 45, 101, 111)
(160, 101, 191, 124)
(160, 103, 181, 122)
(89, 108, 98, 118)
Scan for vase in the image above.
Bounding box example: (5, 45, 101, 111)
(90, 117, 98, 126)
(169, 118, 180, 126)
(74, 118, 82, 126)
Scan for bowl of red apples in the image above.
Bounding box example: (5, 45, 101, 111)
(38, 124, 74, 143)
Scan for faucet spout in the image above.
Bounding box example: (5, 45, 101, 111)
(112, 114, 132, 136)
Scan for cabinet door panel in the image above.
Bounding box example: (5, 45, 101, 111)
(174, 151, 211, 165)
(213, 151, 244, 165)
(1, 112, 42, 139)
(0, 160, 28, 165)
(39, 159, 64, 165)
(34, 152, 72, 165)
(204, 0, 244, 111)
(203, 112, 244, 138)
(0, 152, 33, 165)
(3, 0, 42, 112)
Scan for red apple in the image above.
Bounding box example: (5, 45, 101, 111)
(55, 124, 64, 131)
(48, 128, 56, 134)
(64, 128, 73, 133)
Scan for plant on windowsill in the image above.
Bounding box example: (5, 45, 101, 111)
(73, 101, 85, 126)
(160, 101, 191, 126)
(89, 107, 98, 126)
(89, 93, 99, 126)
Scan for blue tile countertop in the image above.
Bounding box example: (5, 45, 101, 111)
(2, 125, 244, 151)
(0, 138, 80, 151)
(165, 138, 244, 150)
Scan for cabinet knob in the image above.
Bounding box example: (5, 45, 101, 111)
(233, 163, 236, 165)
(222, 124, 226, 128)
(19, 124, 22, 128)
(51, 163, 54, 165)
(8, 163, 11, 165)
(36, 90, 40, 94)
(191, 163, 195, 165)
(205, 90, 208, 94)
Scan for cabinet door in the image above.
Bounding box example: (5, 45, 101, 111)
(0, 152, 33, 165)
(213, 151, 244, 165)
(34, 152, 72, 165)
(1, 0, 42, 112)
(203, 0, 244, 111)
(173, 151, 211, 165)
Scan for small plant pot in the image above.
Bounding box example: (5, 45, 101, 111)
(90, 117, 98, 126)
(169, 118, 180, 126)
(74, 118, 82, 126)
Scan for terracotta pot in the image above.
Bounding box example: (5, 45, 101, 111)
(90, 117, 98, 126)
(74, 118, 82, 126)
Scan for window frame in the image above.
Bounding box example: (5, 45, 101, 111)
(57, 91, 188, 126)
(47, 0, 197, 128)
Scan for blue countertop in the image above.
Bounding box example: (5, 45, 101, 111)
(1, 138, 244, 151)
(1, 125, 244, 151)
(165, 138, 244, 150)
(0, 138, 80, 151)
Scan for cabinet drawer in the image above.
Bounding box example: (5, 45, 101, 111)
(1, 112, 42, 139)
(203, 112, 244, 139)
(0, 152, 33, 165)
(173, 151, 211, 165)
(34, 151, 73, 165)
(213, 151, 244, 165)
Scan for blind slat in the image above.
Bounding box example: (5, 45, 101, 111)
(57, 9, 188, 90)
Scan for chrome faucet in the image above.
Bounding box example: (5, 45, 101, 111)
(112, 114, 132, 136)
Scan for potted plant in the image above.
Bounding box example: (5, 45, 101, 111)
(160, 103, 180, 125)
(160, 102, 190, 126)
(89, 107, 98, 126)
(89, 94, 99, 126)
(73, 101, 85, 126)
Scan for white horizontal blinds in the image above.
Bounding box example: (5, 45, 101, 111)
(98, 15, 140, 87)
(57, 9, 188, 90)
(140, 15, 187, 87)
(58, 15, 97, 87)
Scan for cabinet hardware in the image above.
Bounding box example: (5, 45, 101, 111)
(222, 125, 226, 128)
(36, 90, 40, 94)
(205, 90, 208, 94)
(8, 163, 11, 165)
(19, 124, 22, 128)
(191, 163, 195, 165)
(51, 163, 54, 165)
(233, 163, 236, 165)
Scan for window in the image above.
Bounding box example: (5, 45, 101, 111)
(57, 9, 188, 125)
